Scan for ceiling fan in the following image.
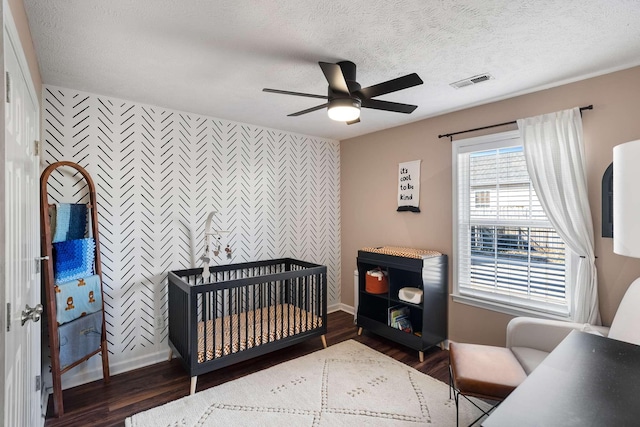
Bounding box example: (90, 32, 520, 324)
(263, 61, 423, 125)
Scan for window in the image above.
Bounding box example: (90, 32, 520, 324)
(453, 131, 572, 318)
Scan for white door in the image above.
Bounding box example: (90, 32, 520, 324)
(2, 7, 42, 427)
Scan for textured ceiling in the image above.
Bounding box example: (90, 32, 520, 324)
(24, 0, 640, 141)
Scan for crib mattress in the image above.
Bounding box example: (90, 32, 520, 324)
(197, 303, 322, 363)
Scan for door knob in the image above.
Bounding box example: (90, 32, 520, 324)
(21, 303, 44, 326)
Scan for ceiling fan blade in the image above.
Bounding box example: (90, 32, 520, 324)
(263, 88, 328, 99)
(357, 73, 423, 99)
(287, 103, 329, 117)
(346, 118, 360, 125)
(319, 62, 350, 95)
(361, 98, 417, 114)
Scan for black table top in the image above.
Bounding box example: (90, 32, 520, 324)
(483, 330, 640, 427)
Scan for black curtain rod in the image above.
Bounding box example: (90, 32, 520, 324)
(438, 105, 593, 141)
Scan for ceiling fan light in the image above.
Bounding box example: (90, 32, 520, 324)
(327, 98, 361, 122)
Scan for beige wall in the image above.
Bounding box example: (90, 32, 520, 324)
(341, 66, 640, 346)
(7, 0, 42, 100)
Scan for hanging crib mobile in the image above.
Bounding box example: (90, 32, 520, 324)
(200, 211, 231, 281)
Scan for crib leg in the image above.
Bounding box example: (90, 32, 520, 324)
(321, 335, 327, 349)
(168, 349, 173, 362)
(190, 376, 198, 395)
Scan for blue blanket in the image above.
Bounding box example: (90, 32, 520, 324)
(58, 311, 102, 369)
(53, 238, 95, 285)
(52, 203, 87, 243)
(54, 274, 102, 325)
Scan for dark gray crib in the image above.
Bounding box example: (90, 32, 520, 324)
(168, 258, 327, 394)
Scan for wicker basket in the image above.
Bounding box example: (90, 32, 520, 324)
(365, 268, 389, 294)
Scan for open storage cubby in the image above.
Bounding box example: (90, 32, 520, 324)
(356, 247, 447, 361)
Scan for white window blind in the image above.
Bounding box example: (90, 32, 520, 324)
(454, 132, 570, 316)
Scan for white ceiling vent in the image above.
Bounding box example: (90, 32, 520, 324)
(450, 73, 494, 89)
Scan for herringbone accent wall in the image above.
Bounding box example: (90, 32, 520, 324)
(42, 85, 341, 383)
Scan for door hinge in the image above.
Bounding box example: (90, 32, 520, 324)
(35, 375, 41, 392)
(6, 303, 10, 332)
(34, 140, 41, 156)
(35, 255, 49, 274)
(5, 71, 10, 103)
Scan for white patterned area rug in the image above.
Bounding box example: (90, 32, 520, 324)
(126, 340, 489, 426)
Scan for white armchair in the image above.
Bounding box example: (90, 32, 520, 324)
(506, 277, 640, 374)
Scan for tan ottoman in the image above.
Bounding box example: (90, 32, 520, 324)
(449, 342, 527, 426)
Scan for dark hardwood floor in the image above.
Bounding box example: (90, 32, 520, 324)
(45, 310, 450, 427)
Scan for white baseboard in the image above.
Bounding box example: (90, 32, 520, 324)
(336, 303, 355, 315)
(328, 303, 354, 314)
(329, 304, 356, 325)
(327, 303, 341, 313)
(50, 347, 171, 392)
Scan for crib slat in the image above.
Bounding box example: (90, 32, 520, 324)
(315, 274, 320, 327)
(203, 291, 208, 362)
(259, 281, 263, 345)
(212, 273, 216, 360)
(252, 283, 256, 346)
(267, 280, 272, 343)
(236, 282, 240, 354)
(278, 279, 283, 339)
(295, 275, 299, 335)
(228, 284, 233, 355)
(287, 280, 291, 336)
(220, 286, 225, 359)
(303, 274, 307, 331)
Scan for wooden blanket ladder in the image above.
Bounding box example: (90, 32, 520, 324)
(40, 161, 110, 417)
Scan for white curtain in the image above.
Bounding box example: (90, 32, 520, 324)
(517, 108, 600, 324)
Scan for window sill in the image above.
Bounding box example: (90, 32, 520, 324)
(451, 293, 571, 321)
